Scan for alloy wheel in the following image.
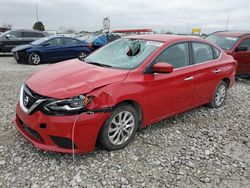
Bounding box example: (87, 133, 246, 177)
(31, 54, 40, 65)
(78, 52, 87, 61)
(215, 84, 226, 106)
(108, 111, 135, 146)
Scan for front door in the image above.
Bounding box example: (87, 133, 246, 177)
(143, 42, 194, 123)
(1, 30, 22, 52)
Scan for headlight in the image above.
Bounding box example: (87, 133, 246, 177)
(42, 95, 92, 115)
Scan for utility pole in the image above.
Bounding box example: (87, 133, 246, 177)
(36, 3, 39, 22)
(226, 14, 230, 30)
(186, 22, 189, 35)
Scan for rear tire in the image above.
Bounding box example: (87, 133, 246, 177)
(208, 81, 228, 108)
(99, 104, 138, 151)
(78, 51, 87, 61)
(28, 52, 41, 65)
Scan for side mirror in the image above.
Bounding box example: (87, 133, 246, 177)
(236, 46, 248, 52)
(152, 62, 173, 74)
(5, 34, 11, 39)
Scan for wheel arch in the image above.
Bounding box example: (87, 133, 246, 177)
(222, 77, 230, 88)
(95, 99, 144, 148)
(115, 99, 143, 129)
(28, 51, 43, 63)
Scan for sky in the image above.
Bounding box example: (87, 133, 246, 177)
(0, 0, 250, 34)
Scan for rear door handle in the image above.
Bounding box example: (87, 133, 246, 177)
(213, 69, 221, 73)
(184, 76, 194, 81)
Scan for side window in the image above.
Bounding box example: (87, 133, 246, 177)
(35, 32, 45, 37)
(22, 32, 33, 38)
(6, 31, 21, 38)
(64, 38, 79, 46)
(213, 47, 221, 59)
(154, 42, 190, 69)
(46, 38, 63, 46)
(238, 39, 250, 51)
(192, 42, 214, 64)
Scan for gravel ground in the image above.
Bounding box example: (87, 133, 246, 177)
(0, 55, 249, 188)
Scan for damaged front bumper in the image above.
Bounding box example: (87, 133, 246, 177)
(14, 103, 112, 153)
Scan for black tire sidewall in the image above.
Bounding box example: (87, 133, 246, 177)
(100, 104, 139, 151)
(209, 81, 228, 108)
(78, 51, 87, 61)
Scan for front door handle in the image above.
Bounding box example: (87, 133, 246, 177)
(213, 69, 221, 73)
(184, 76, 194, 81)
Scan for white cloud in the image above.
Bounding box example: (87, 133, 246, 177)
(0, 0, 250, 33)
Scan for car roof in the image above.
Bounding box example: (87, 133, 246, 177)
(126, 34, 202, 43)
(9, 29, 44, 33)
(211, 30, 250, 37)
(43, 36, 80, 40)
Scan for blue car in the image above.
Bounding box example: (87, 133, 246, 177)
(11, 36, 91, 65)
(77, 33, 121, 50)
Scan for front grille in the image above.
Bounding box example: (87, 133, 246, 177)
(26, 85, 47, 99)
(23, 89, 38, 109)
(21, 85, 48, 113)
(18, 118, 43, 143)
(14, 51, 27, 62)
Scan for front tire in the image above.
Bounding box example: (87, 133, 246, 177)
(28, 52, 41, 65)
(208, 81, 228, 108)
(99, 104, 138, 151)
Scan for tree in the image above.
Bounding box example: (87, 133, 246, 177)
(33, 21, 45, 31)
(1, 23, 13, 29)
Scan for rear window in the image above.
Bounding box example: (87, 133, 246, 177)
(64, 38, 79, 45)
(192, 42, 214, 64)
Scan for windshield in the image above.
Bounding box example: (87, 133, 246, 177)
(206, 34, 239, 50)
(31, 37, 50, 45)
(84, 38, 163, 69)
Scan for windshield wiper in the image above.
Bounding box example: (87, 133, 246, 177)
(85, 61, 112, 68)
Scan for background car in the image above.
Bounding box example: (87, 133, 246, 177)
(11, 36, 91, 65)
(77, 33, 121, 50)
(0, 29, 46, 53)
(14, 35, 237, 154)
(206, 30, 250, 75)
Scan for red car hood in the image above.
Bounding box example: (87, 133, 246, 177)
(26, 59, 129, 99)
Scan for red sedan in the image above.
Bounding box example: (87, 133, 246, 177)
(14, 35, 237, 154)
(206, 30, 250, 75)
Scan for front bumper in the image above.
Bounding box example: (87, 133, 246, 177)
(14, 103, 110, 154)
(13, 51, 28, 63)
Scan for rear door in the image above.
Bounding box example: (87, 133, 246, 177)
(62, 38, 81, 59)
(190, 42, 223, 106)
(21, 31, 38, 44)
(233, 38, 250, 74)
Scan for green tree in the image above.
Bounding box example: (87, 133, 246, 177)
(33, 21, 45, 31)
